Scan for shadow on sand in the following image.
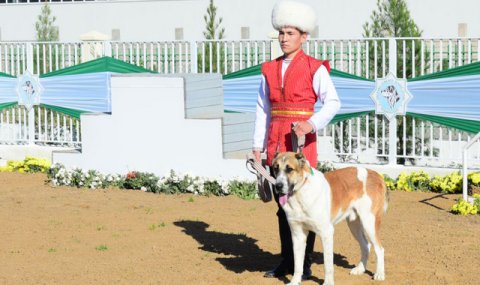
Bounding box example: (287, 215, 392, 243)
(419, 194, 450, 211)
(174, 220, 355, 281)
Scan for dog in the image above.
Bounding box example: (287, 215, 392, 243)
(381, 85, 400, 109)
(271, 152, 388, 285)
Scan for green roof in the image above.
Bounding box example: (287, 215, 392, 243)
(41, 56, 155, 78)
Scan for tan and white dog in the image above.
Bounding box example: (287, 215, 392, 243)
(271, 152, 389, 285)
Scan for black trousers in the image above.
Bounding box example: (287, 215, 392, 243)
(272, 179, 316, 271)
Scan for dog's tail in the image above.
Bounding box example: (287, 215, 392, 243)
(383, 182, 390, 213)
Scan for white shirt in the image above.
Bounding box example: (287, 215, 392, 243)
(252, 60, 341, 151)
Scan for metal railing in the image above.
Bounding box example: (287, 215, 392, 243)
(0, 37, 479, 167)
(463, 132, 480, 200)
(317, 113, 480, 168)
(1, 37, 479, 78)
(0, 105, 81, 146)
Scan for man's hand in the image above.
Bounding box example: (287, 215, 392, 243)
(253, 150, 262, 162)
(292, 120, 314, 137)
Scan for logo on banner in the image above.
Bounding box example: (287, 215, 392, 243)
(370, 72, 412, 120)
(16, 71, 43, 112)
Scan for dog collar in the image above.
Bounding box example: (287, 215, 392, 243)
(310, 167, 314, 175)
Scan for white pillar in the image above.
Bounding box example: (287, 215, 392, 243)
(463, 149, 468, 201)
(190, 41, 198, 74)
(26, 43, 34, 73)
(28, 107, 35, 145)
(104, 41, 112, 57)
(25, 43, 36, 145)
(388, 38, 397, 166)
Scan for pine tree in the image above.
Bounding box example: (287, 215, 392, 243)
(201, 0, 226, 73)
(35, 3, 59, 42)
(363, 0, 427, 79)
(203, 0, 225, 40)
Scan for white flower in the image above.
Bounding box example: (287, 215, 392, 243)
(141, 186, 147, 192)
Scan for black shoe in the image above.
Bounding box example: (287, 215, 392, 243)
(302, 268, 312, 281)
(263, 262, 292, 278)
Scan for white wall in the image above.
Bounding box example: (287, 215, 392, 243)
(53, 74, 251, 179)
(0, 0, 478, 42)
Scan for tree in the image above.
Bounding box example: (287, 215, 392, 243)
(35, 3, 59, 42)
(200, 0, 226, 73)
(363, 0, 427, 79)
(203, 0, 225, 41)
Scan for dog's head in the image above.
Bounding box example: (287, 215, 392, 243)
(271, 152, 311, 205)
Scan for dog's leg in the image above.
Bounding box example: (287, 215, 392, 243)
(287, 223, 308, 285)
(347, 217, 370, 275)
(358, 211, 385, 281)
(320, 225, 335, 285)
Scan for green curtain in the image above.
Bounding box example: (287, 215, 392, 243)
(0, 71, 14, 78)
(407, 112, 480, 134)
(330, 111, 373, 124)
(0, 103, 85, 119)
(223, 65, 262, 80)
(40, 104, 87, 119)
(0, 102, 18, 112)
(41, 56, 155, 78)
(223, 63, 373, 81)
(409, 60, 480, 82)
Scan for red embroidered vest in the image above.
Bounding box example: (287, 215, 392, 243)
(262, 50, 330, 167)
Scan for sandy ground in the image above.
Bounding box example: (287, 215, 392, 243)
(1, 172, 479, 285)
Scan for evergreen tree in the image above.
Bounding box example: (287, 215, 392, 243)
(201, 0, 226, 73)
(35, 3, 59, 42)
(203, 0, 225, 40)
(363, 0, 427, 79)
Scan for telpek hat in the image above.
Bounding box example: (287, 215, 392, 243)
(271, 0, 316, 34)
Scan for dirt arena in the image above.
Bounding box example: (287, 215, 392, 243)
(1, 172, 479, 285)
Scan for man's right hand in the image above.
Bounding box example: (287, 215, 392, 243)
(252, 150, 262, 162)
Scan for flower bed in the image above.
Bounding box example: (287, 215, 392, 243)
(47, 163, 257, 200)
(2, 157, 480, 214)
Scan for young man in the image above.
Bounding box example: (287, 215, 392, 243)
(252, 0, 341, 280)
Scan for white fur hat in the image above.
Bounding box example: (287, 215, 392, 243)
(272, 1, 316, 34)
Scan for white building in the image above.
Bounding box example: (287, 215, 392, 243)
(0, 0, 478, 42)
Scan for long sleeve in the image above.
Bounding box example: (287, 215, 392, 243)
(252, 75, 271, 151)
(308, 65, 341, 131)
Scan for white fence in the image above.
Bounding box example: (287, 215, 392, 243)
(2, 38, 479, 77)
(0, 105, 81, 146)
(0, 37, 479, 167)
(317, 113, 480, 168)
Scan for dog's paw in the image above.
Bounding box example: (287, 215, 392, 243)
(286, 275, 302, 285)
(374, 271, 385, 281)
(322, 278, 334, 285)
(349, 264, 366, 275)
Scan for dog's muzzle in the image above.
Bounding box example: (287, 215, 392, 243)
(274, 182, 284, 193)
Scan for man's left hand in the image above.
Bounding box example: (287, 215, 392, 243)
(292, 121, 314, 137)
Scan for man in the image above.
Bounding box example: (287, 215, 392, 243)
(252, 0, 341, 280)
